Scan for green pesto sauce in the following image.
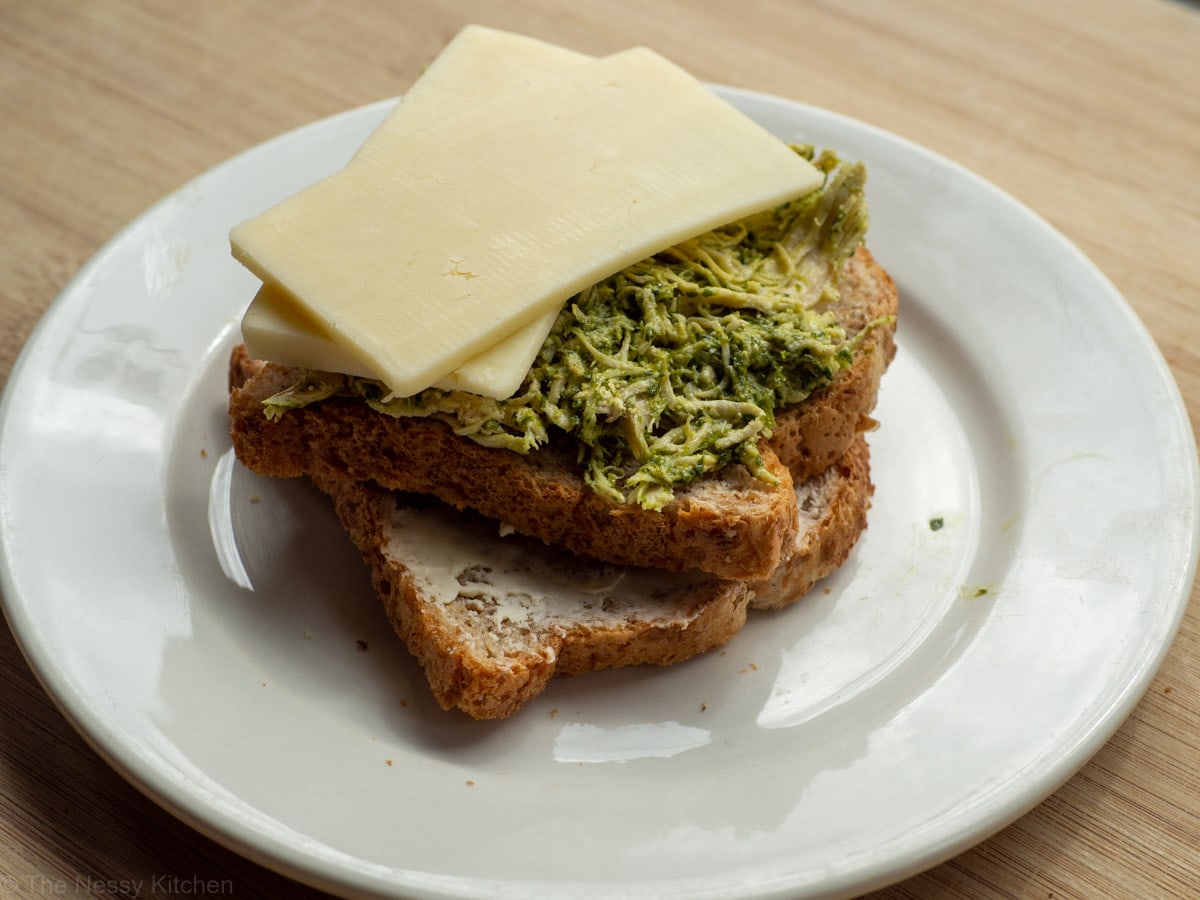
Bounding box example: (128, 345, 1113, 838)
(262, 147, 878, 510)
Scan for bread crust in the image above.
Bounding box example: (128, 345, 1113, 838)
(748, 433, 873, 609)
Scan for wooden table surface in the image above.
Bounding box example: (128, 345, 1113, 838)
(2, 1, 1198, 897)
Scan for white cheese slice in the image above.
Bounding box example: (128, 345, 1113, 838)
(243, 284, 373, 378)
(230, 47, 823, 398)
(243, 281, 555, 394)
(242, 25, 586, 396)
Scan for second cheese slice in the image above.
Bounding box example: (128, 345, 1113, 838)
(230, 47, 823, 397)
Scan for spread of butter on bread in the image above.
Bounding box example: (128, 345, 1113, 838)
(383, 500, 715, 631)
(230, 33, 823, 399)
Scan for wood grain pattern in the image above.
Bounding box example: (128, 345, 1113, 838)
(2, 1, 1198, 897)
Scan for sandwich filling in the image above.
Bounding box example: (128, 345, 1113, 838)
(260, 147, 879, 509)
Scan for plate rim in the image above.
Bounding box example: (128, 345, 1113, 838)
(1, 86, 1197, 900)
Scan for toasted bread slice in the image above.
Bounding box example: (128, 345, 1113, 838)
(309, 433, 873, 719)
(230, 351, 799, 580)
(228, 246, 895, 580)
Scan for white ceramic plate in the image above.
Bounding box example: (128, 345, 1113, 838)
(1, 89, 1196, 900)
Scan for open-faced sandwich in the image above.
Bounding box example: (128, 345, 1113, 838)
(225, 25, 898, 718)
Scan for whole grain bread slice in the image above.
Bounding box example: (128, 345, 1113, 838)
(309, 433, 873, 719)
(230, 350, 798, 580)
(229, 348, 799, 579)
(227, 246, 895, 580)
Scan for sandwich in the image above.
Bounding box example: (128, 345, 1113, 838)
(224, 27, 898, 718)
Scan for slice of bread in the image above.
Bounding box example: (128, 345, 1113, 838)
(227, 246, 896, 580)
(230, 349, 799, 580)
(309, 433, 873, 719)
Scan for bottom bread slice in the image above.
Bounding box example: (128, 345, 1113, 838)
(748, 433, 874, 610)
(311, 434, 873, 720)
